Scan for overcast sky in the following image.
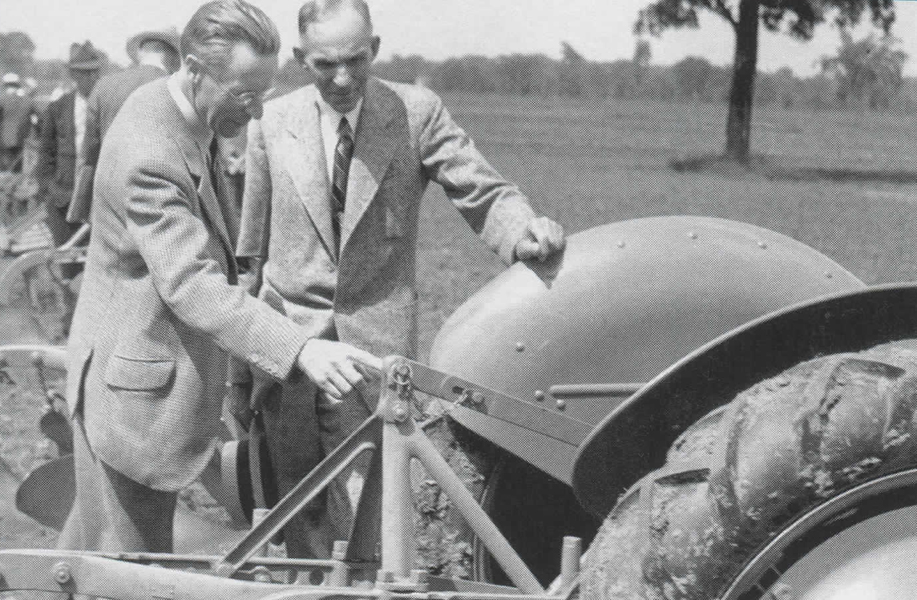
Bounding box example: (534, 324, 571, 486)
(5, 0, 917, 76)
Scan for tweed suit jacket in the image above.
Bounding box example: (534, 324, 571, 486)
(66, 78, 312, 491)
(69, 64, 167, 223)
(238, 78, 535, 362)
(37, 91, 78, 207)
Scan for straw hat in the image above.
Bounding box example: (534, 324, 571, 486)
(126, 28, 180, 64)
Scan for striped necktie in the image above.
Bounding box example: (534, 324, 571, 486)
(331, 116, 354, 248)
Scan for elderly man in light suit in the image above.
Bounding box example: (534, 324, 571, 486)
(238, 0, 565, 558)
(59, 0, 379, 553)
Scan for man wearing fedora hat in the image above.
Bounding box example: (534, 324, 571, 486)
(68, 30, 181, 224)
(37, 41, 104, 246)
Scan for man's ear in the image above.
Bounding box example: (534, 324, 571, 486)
(185, 54, 204, 79)
(370, 36, 381, 60)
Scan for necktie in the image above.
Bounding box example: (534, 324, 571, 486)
(331, 116, 354, 248)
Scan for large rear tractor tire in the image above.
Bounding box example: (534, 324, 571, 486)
(581, 340, 917, 600)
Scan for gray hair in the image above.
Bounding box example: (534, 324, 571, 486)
(297, 0, 373, 35)
(181, 0, 280, 71)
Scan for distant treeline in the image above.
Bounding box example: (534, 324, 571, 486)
(273, 51, 916, 112)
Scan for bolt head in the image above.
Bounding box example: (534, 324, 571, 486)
(556, 399, 567, 410)
(470, 391, 485, 404)
(52, 562, 72, 584)
(515, 342, 525, 352)
(393, 405, 408, 421)
(534, 390, 545, 401)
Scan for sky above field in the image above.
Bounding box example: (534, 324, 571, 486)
(5, 0, 917, 76)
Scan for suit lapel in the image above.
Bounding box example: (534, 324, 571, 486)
(174, 132, 235, 269)
(340, 80, 398, 252)
(282, 88, 338, 261)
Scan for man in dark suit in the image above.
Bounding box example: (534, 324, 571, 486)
(36, 41, 103, 246)
(68, 29, 181, 224)
(238, 0, 565, 558)
(59, 0, 379, 553)
(0, 73, 35, 172)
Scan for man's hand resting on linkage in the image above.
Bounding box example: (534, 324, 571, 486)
(297, 338, 383, 401)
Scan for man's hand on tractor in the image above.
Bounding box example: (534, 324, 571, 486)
(297, 339, 382, 401)
(515, 216, 565, 262)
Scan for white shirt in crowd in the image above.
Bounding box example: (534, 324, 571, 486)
(73, 92, 88, 171)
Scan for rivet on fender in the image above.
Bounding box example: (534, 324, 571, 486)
(52, 562, 72, 585)
(515, 342, 525, 352)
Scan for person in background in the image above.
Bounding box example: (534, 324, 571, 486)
(68, 29, 181, 224)
(36, 41, 103, 246)
(237, 0, 565, 558)
(0, 73, 35, 172)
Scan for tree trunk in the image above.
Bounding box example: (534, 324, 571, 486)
(725, 0, 760, 162)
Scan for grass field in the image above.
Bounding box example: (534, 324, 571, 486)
(416, 93, 917, 356)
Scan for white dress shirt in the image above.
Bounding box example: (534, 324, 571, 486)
(73, 92, 88, 171)
(315, 95, 362, 185)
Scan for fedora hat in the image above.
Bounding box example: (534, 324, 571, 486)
(68, 41, 104, 71)
(126, 28, 180, 64)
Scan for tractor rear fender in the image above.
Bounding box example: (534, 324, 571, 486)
(573, 282, 917, 518)
(430, 216, 863, 485)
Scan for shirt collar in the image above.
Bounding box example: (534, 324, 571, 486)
(315, 93, 363, 132)
(167, 73, 211, 145)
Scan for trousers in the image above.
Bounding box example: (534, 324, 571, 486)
(260, 375, 373, 558)
(57, 416, 177, 552)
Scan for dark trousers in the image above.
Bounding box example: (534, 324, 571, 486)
(260, 376, 373, 558)
(45, 201, 81, 247)
(57, 416, 178, 552)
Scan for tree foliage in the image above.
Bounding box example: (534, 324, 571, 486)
(821, 31, 907, 109)
(635, 0, 895, 161)
(0, 31, 36, 76)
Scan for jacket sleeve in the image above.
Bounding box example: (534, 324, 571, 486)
(237, 117, 271, 261)
(125, 149, 309, 381)
(417, 90, 535, 265)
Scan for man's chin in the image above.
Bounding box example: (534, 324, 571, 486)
(215, 120, 246, 138)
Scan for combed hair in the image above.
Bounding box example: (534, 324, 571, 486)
(181, 0, 280, 70)
(297, 0, 373, 35)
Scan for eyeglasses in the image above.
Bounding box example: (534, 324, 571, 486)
(203, 67, 274, 113)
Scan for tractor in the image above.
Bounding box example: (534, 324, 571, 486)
(0, 214, 913, 600)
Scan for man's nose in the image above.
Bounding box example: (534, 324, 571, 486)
(332, 66, 353, 88)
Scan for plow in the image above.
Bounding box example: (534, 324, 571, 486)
(0, 215, 916, 599)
